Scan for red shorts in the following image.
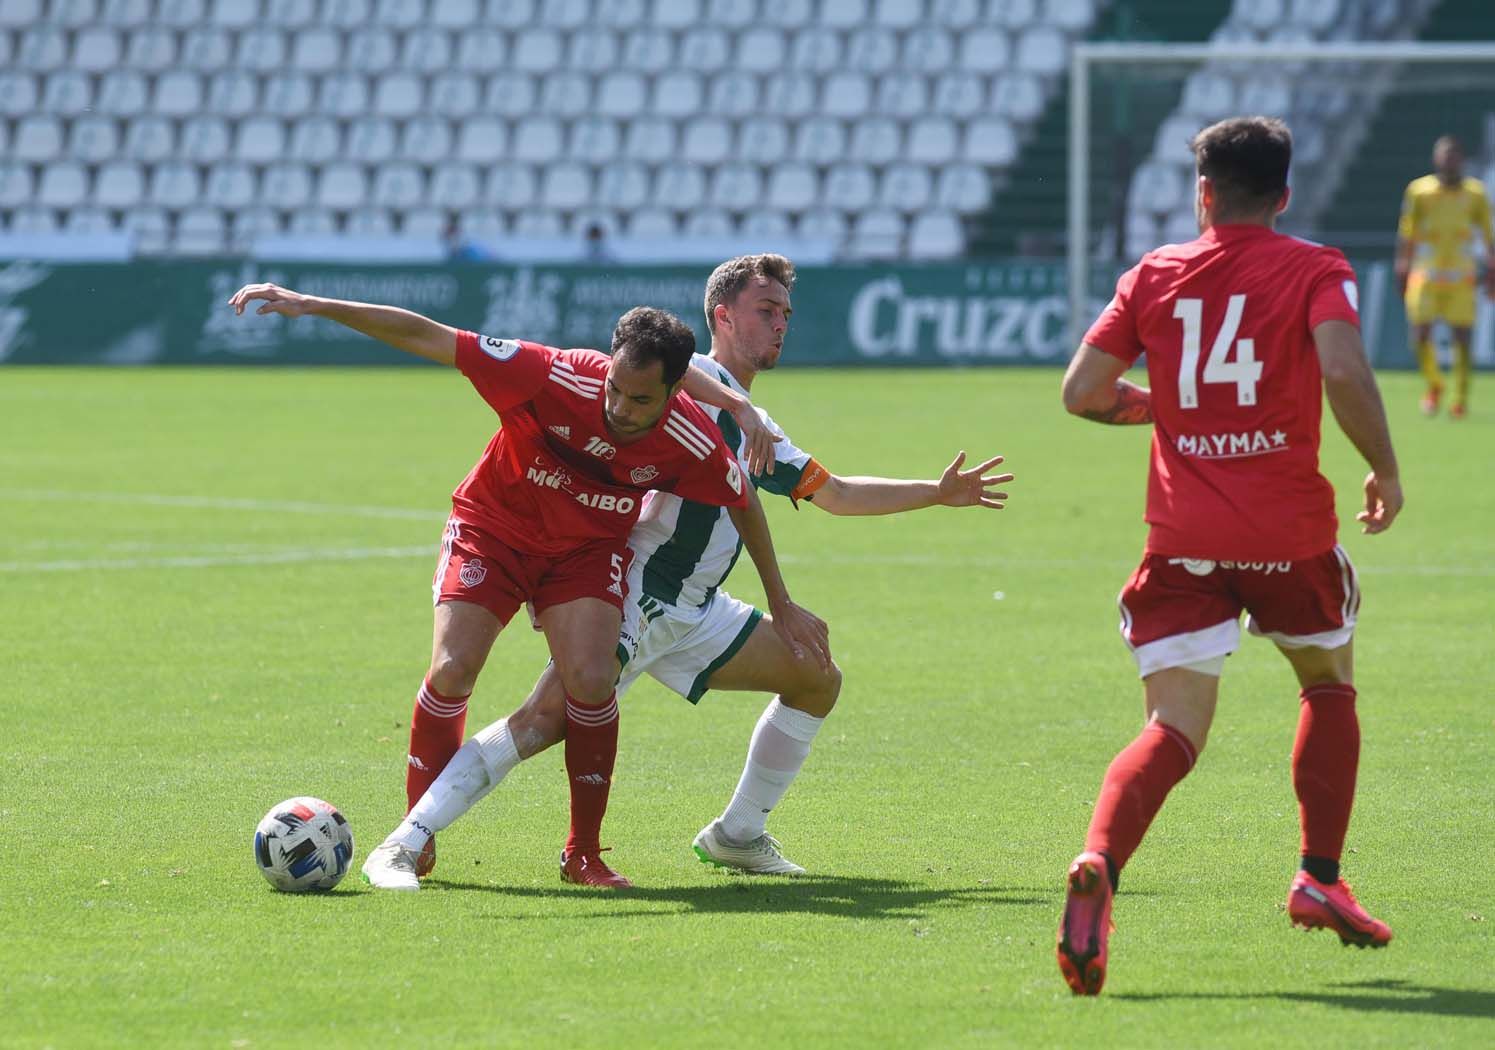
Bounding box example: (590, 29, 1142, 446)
(431, 518, 632, 625)
(1117, 546, 1360, 677)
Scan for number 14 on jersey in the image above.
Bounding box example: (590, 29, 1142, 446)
(1172, 294, 1262, 408)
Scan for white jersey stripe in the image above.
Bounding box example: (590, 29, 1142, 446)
(548, 372, 601, 399)
(551, 363, 603, 391)
(663, 417, 711, 459)
(665, 410, 713, 449)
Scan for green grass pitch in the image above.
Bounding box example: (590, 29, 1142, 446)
(1, 365, 1490, 1048)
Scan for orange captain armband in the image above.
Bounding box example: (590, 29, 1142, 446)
(791, 458, 831, 504)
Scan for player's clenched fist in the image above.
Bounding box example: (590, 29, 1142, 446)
(228, 283, 318, 318)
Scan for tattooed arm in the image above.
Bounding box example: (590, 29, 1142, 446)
(1061, 343, 1153, 425)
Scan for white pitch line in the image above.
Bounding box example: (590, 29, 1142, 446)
(0, 488, 442, 522)
(0, 546, 432, 573)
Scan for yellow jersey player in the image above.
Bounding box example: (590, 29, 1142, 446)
(1395, 136, 1495, 419)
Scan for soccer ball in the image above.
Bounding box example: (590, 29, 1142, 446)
(253, 796, 354, 892)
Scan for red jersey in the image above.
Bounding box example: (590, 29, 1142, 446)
(450, 331, 748, 558)
(1084, 224, 1361, 561)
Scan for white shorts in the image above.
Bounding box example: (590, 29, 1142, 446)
(618, 587, 762, 704)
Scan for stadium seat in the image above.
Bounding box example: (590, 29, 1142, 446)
(180, 116, 231, 163)
(792, 116, 844, 164)
(372, 164, 427, 208)
(652, 165, 708, 211)
(1129, 161, 1187, 215)
(908, 117, 960, 165)
(824, 164, 876, 211)
(596, 164, 650, 209)
(237, 28, 287, 72)
(541, 0, 591, 30)
(208, 0, 256, 28)
(320, 74, 371, 119)
(263, 72, 314, 117)
(92, 162, 144, 208)
(8, 206, 58, 235)
(762, 0, 811, 26)
(0, 0, 38, 27)
(820, 0, 868, 30)
(401, 117, 454, 160)
(903, 28, 955, 75)
(846, 28, 898, 75)
(1044, 0, 1097, 33)
(154, 0, 202, 27)
(736, 28, 784, 73)
(876, 74, 930, 120)
(456, 28, 506, 73)
(230, 207, 283, 246)
(597, 0, 646, 27)
(684, 211, 734, 238)
(934, 164, 991, 213)
(0, 164, 33, 209)
(850, 208, 904, 257)
(963, 117, 1018, 166)
(486, 72, 538, 117)
(1016, 27, 1067, 76)
(431, 165, 482, 209)
(73, 27, 123, 73)
(705, 0, 757, 30)
(875, 0, 921, 28)
(291, 27, 341, 72)
(457, 116, 509, 163)
(48, 0, 92, 26)
(738, 116, 789, 158)
(148, 162, 202, 207)
(1237, 76, 1292, 116)
(431, 0, 480, 28)
(822, 74, 872, 119)
(205, 162, 257, 208)
(17, 26, 66, 71)
(207, 71, 259, 116)
(122, 206, 169, 252)
(796, 209, 847, 245)
(174, 207, 227, 254)
(64, 208, 119, 236)
(790, 27, 841, 73)
(651, 72, 704, 118)
(623, 117, 676, 160)
(1125, 212, 1164, 258)
(708, 72, 760, 117)
(931, 0, 981, 28)
(958, 27, 1012, 76)
(766, 165, 819, 212)
(375, 0, 422, 29)
(151, 71, 202, 117)
(740, 210, 793, 240)
(183, 27, 234, 71)
(288, 208, 338, 236)
(995, 0, 1036, 29)
(102, 0, 152, 26)
(849, 118, 902, 165)
(596, 72, 647, 118)
(907, 211, 965, 258)
(709, 164, 764, 209)
(374, 74, 425, 119)
(628, 208, 678, 238)
(234, 117, 284, 162)
(623, 28, 674, 73)
(570, 27, 619, 69)
(266, 0, 317, 28)
(1162, 211, 1199, 244)
(484, 164, 539, 210)
(1238, 0, 1286, 34)
(347, 27, 398, 73)
(123, 116, 175, 161)
(879, 164, 934, 212)
(762, 72, 816, 117)
(1153, 115, 1203, 166)
(290, 116, 342, 162)
(680, 28, 730, 73)
(540, 72, 592, 118)
(512, 117, 564, 164)
(1181, 72, 1237, 122)
(542, 163, 593, 209)
(400, 27, 453, 73)
(69, 116, 119, 164)
(317, 163, 369, 209)
(457, 209, 506, 239)
(566, 116, 618, 164)
(39, 164, 90, 210)
(683, 118, 734, 165)
(345, 117, 397, 163)
(510, 209, 564, 237)
(513, 29, 563, 73)
(13, 116, 63, 163)
(652, 0, 703, 30)
(0, 73, 38, 117)
(262, 163, 315, 208)
(932, 74, 985, 119)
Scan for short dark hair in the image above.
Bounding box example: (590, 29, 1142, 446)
(703, 253, 797, 332)
(610, 306, 696, 387)
(1190, 116, 1292, 215)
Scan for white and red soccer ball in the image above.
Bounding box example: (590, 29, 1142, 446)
(253, 797, 354, 892)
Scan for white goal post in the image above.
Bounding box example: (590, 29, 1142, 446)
(1066, 41, 1495, 345)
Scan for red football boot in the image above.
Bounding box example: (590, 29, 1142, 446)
(1450, 402, 1467, 420)
(560, 848, 633, 889)
(1288, 872, 1392, 948)
(415, 836, 436, 878)
(1057, 851, 1114, 995)
(1420, 385, 1442, 417)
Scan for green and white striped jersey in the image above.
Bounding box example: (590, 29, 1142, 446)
(629, 354, 818, 611)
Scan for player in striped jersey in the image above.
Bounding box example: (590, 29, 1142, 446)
(397, 254, 1012, 879)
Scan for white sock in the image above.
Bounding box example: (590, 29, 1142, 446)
(717, 698, 824, 844)
(392, 718, 521, 851)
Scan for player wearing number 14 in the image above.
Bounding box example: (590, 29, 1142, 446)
(1055, 117, 1403, 995)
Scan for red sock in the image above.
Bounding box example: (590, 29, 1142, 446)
(1085, 720, 1197, 874)
(564, 692, 619, 855)
(1292, 683, 1359, 861)
(405, 677, 469, 811)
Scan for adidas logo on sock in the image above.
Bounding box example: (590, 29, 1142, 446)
(407, 754, 429, 771)
(573, 773, 609, 786)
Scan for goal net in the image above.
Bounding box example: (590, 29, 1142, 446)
(1067, 41, 1495, 368)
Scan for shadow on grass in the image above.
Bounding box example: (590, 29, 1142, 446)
(1114, 979, 1495, 1019)
(428, 874, 1046, 920)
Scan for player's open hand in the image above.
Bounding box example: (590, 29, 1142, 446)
(228, 283, 317, 318)
(769, 598, 831, 672)
(732, 405, 779, 477)
(937, 451, 1014, 509)
(1357, 471, 1402, 534)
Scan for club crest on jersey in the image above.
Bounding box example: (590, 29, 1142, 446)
(548, 424, 572, 440)
(480, 336, 520, 362)
(459, 558, 488, 587)
(630, 464, 659, 485)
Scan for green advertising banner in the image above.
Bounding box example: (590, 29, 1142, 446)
(0, 257, 1486, 368)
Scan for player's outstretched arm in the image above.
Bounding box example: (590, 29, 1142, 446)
(810, 452, 1013, 516)
(1061, 344, 1152, 425)
(228, 283, 459, 366)
(727, 487, 830, 670)
(678, 368, 776, 476)
(1314, 320, 1403, 534)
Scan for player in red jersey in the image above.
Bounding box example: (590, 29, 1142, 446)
(226, 283, 790, 889)
(1053, 117, 1403, 995)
